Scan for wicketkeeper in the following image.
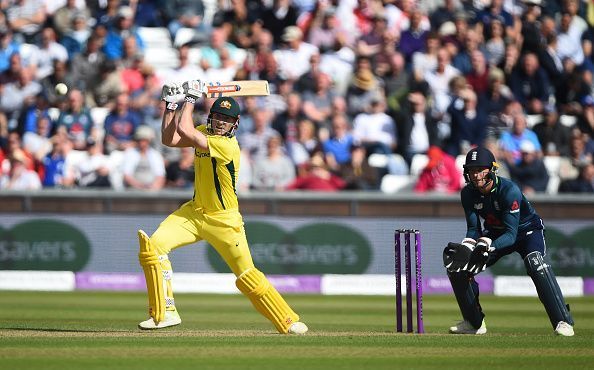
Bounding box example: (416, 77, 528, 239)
(443, 147, 574, 336)
(137, 80, 308, 334)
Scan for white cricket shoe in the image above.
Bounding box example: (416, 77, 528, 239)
(555, 321, 574, 337)
(288, 322, 308, 335)
(449, 319, 487, 335)
(138, 310, 181, 330)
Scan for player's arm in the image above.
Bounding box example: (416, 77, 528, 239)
(160, 83, 187, 147)
(177, 80, 209, 150)
(460, 188, 481, 240)
(491, 186, 521, 250)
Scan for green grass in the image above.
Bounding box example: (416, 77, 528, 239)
(1, 291, 593, 370)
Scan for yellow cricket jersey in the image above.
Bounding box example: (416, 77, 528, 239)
(192, 125, 240, 212)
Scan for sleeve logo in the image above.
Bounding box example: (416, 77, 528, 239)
(510, 200, 520, 213)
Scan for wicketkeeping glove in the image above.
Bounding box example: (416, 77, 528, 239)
(466, 237, 494, 274)
(443, 238, 476, 272)
(182, 79, 207, 103)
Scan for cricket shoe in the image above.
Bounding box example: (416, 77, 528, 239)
(554, 321, 574, 337)
(288, 322, 308, 335)
(449, 319, 487, 335)
(138, 310, 181, 330)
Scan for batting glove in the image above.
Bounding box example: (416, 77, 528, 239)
(160, 83, 184, 110)
(182, 79, 207, 104)
(466, 237, 494, 274)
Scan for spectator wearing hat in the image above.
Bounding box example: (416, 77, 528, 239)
(414, 145, 461, 193)
(346, 67, 382, 118)
(506, 140, 550, 194)
(122, 125, 165, 190)
(533, 104, 572, 157)
(103, 6, 145, 61)
(274, 25, 319, 81)
(0, 148, 41, 190)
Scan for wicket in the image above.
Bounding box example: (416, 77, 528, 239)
(394, 229, 424, 334)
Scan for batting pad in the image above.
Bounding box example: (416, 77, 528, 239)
(236, 268, 299, 334)
(138, 230, 166, 324)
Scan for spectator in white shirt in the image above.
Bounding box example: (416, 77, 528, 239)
(122, 126, 166, 190)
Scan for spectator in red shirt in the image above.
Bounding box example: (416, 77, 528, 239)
(285, 153, 346, 191)
(414, 146, 462, 193)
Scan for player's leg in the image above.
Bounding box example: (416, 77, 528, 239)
(138, 201, 201, 329)
(520, 230, 574, 336)
(203, 214, 306, 334)
(447, 271, 487, 334)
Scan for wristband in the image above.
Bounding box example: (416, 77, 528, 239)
(166, 102, 178, 111)
(185, 96, 197, 104)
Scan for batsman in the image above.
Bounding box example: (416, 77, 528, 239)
(137, 80, 308, 334)
(443, 147, 574, 336)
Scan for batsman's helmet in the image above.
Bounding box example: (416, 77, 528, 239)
(207, 97, 240, 137)
(462, 146, 499, 186)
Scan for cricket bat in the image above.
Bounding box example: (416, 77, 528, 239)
(205, 80, 269, 97)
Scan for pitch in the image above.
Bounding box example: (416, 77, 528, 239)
(1, 291, 592, 370)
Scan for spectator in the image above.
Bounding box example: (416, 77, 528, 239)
(479, 67, 513, 139)
(398, 9, 429, 64)
(445, 87, 488, 157)
(538, 33, 564, 90)
(35, 27, 69, 80)
(159, 43, 205, 85)
(0, 67, 42, 129)
(69, 35, 106, 94)
(500, 110, 542, 165)
(72, 138, 112, 188)
(0, 28, 20, 74)
(414, 145, 461, 193)
(484, 17, 505, 66)
(272, 92, 305, 144)
(506, 140, 550, 194)
(307, 6, 351, 54)
(559, 132, 593, 181)
(103, 93, 142, 153)
(452, 29, 485, 75)
(558, 162, 594, 193)
(396, 91, 438, 165)
(285, 153, 345, 191)
(0, 148, 41, 190)
(261, 0, 299, 47)
(238, 107, 277, 159)
(88, 59, 124, 108)
(424, 48, 461, 118)
(352, 94, 397, 158)
(346, 64, 383, 118)
(251, 134, 295, 191)
(103, 6, 145, 61)
(22, 114, 52, 161)
(412, 31, 440, 81)
(465, 50, 489, 95)
(273, 25, 319, 81)
(6, 0, 46, 43)
(339, 143, 380, 190)
(302, 71, 335, 126)
(213, 0, 261, 49)
(323, 114, 354, 172)
(355, 13, 387, 58)
(238, 29, 274, 81)
(199, 27, 242, 71)
(39, 59, 76, 106)
(122, 125, 165, 190)
(288, 118, 322, 170)
(54, 88, 95, 150)
(52, 0, 91, 37)
(578, 95, 594, 138)
(508, 52, 551, 114)
(163, 0, 206, 39)
(165, 146, 195, 189)
(533, 104, 572, 157)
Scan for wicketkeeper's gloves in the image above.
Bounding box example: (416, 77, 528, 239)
(443, 238, 476, 272)
(466, 237, 494, 274)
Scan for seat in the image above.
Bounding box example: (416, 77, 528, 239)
(174, 27, 198, 47)
(410, 154, 429, 179)
(368, 153, 389, 168)
(144, 47, 180, 70)
(380, 174, 414, 193)
(543, 156, 562, 195)
(138, 27, 172, 49)
(525, 114, 543, 129)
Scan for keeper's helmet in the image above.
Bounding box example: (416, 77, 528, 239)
(463, 146, 499, 187)
(207, 97, 240, 137)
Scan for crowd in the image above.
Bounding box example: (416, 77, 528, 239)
(0, 0, 593, 194)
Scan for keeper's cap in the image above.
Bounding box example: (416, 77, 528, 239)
(210, 97, 240, 118)
(464, 147, 497, 169)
